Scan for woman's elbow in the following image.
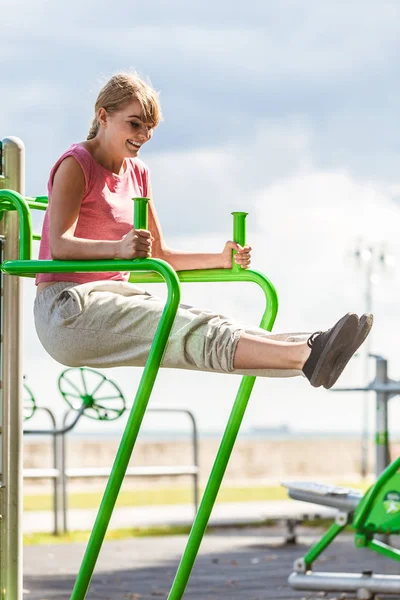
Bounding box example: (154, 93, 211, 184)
(152, 242, 169, 260)
(50, 237, 66, 260)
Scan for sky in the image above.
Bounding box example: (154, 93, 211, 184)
(2, 0, 400, 438)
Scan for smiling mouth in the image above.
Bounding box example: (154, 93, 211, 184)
(127, 140, 141, 149)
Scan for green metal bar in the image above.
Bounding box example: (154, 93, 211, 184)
(70, 258, 180, 600)
(130, 267, 273, 284)
(3, 256, 180, 600)
(2, 258, 173, 275)
(300, 521, 346, 570)
(0, 192, 182, 599)
(0, 190, 32, 259)
(25, 195, 48, 204)
(133, 197, 149, 229)
(166, 220, 278, 599)
(168, 381, 256, 599)
(26, 201, 47, 211)
(367, 538, 400, 561)
(353, 455, 400, 529)
(375, 431, 389, 446)
(0, 198, 48, 213)
(168, 337, 275, 597)
(232, 211, 247, 246)
(232, 211, 248, 274)
(130, 268, 278, 330)
(3, 263, 278, 317)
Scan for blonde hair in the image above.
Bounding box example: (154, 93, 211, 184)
(87, 72, 162, 140)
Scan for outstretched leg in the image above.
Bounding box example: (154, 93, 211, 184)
(34, 281, 373, 389)
(234, 333, 309, 371)
(234, 312, 373, 388)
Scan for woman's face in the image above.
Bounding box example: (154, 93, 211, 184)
(99, 99, 154, 158)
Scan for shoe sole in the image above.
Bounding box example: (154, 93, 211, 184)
(324, 313, 374, 389)
(309, 313, 359, 388)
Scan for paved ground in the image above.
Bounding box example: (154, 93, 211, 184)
(24, 526, 400, 600)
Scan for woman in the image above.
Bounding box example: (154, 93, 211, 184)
(34, 72, 372, 388)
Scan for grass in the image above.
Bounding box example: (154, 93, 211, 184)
(24, 480, 370, 512)
(24, 515, 356, 546)
(23, 524, 193, 546)
(24, 518, 303, 546)
(24, 484, 289, 511)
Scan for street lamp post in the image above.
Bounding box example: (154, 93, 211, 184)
(354, 242, 396, 478)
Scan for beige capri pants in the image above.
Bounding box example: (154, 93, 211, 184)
(34, 280, 306, 378)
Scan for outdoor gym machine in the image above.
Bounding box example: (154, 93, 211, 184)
(283, 355, 400, 598)
(0, 136, 278, 600)
(22, 367, 199, 536)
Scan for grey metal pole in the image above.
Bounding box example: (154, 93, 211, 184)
(187, 410, 199, 515)
(374, 356, 391, 546)
(0, 137, 25, 600)
(375, 357, 390, 476)
(360, 256, 373, 479)
(61, 411, 71, 533)
(24, 405, 86, 537)
(23, 407, 60, 535)
(52, 432, 59, 535)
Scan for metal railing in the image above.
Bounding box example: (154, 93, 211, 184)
(23, 404, 60, 534)
(23, 404, 199, 535)
(61, 405, 199, 532)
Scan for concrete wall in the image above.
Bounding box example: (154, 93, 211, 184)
(23, 436, 383, 491)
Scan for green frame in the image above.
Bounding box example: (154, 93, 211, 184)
(0, 189, 278, 600)
(295, 455, 400, 571)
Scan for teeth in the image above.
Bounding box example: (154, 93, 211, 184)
(128, 140, 141, 147)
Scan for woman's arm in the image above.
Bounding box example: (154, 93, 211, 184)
(50, 157, 151, 260)
(147, 183, 251, 270)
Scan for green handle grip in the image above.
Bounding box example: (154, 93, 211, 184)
(232, 211, 248, 247)
(133, 197, 149, 230)
(231, 211, 248, 272)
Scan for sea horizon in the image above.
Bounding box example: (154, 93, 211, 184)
(24, 427, 400, 443)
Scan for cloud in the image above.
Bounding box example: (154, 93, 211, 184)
(146, 120, 314, 234)
(1, 0, 399, 203)
(3, 0, 400, 435)
(255, 169, 400, 318)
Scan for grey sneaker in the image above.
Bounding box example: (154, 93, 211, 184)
(324, 313, 373, 389)
(303, 313, 359, 388)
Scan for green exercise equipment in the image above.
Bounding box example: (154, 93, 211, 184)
(22, 376, 36, 422)
(58, 367, 126, 421)
(0, 141, 278, 600)
(284, 359, 400, 598)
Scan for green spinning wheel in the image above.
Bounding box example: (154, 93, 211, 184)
(58, 367, 126, 421)
(23, 377, 36, 422)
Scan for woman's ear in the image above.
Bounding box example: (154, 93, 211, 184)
(97, 107, 108, 129)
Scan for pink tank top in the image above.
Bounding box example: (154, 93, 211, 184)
(35, 143, 149, 285)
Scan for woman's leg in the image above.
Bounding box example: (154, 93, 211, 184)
(34, 281, 310, 375)
(233, 312, 373, 388)
(33, 281, 372, 388)
(233, 333, 310, 371)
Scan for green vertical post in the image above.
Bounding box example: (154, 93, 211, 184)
(69, 198, 180, 600)
(232, 211, 248, 272)
(133, 197, 149, 230)
(167, 211, 276, 600)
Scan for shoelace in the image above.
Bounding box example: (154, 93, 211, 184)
(307, 331, 322, 348)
